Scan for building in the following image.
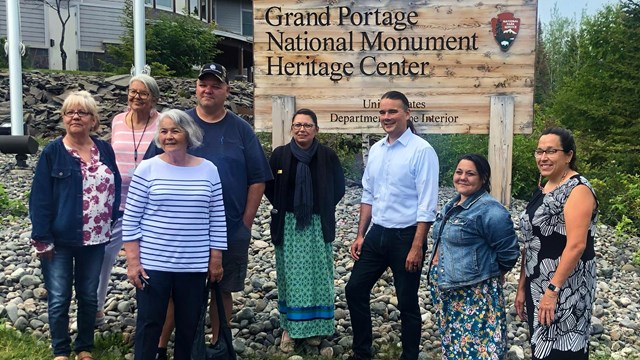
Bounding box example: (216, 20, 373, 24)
(0, 0, 253, 76)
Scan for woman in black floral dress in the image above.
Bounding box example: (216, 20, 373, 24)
(516, 127, 598, 360)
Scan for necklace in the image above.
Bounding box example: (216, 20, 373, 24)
(539, 169, 569, 192)
(129, 112, 150, 166)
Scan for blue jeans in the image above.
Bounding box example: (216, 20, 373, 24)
(345, 224, 425, 360)
(134, 270, 207, 360)
(97, 218, 123, 310)
(41, 244, 105, 357)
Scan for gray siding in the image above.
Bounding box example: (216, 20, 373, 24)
(215, 0, 241, 34)
(0, 1, 46, 47)
(78, 4, 125, 51)
(81, 0, 125, 5)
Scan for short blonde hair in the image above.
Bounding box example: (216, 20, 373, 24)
(60, 91, 100, 131)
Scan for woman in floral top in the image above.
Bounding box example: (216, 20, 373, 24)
(428, 154, 519, 360)
(29, 91, 121, 360)
(516, 127, 597, 360)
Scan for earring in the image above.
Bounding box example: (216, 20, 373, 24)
(537, 174, 543, 190)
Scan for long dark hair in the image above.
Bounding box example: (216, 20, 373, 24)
(541, 127, 578, 171)
(381, 90, 416, 134)
(457, 153, 492, 193)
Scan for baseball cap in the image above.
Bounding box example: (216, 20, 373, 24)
(198, 63, 228, 83)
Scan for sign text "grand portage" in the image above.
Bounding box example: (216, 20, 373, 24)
(264, 6, 418, 31)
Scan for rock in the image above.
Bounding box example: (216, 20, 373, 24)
(253, 240, 269, 249)
(591, 317, 604, 335)
(621, 264, 636, 272)
(19, 275, 41, 287)
(235, 308, 255, 322)
(5, 303, 19, 323)
(619, 319, 638, 330)
(614, 297, 632, 307)
(13, 316, 29, 331)
(507, 345, 525, 360)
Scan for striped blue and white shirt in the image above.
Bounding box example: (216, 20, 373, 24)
(122, 156, 226, 272)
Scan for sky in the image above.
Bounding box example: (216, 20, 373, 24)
(538, 0, 618, 24)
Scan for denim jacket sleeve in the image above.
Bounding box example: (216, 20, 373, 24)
(480, 203, 519, 272)
(29, 144, 56, 244)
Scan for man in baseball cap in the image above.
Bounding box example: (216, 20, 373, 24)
(150, 62, 272, 359)
(198, 63, 228, 83)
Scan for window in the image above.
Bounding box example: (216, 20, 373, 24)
(156, 0, 172, 10)
(241, 0, 252, 36)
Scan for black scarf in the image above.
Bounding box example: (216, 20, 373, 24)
(289, 138, 319, 229)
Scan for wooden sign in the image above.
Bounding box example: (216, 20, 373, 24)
(253, 0, 537, 134)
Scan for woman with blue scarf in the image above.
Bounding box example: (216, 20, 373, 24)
(265, 108, 345, 354)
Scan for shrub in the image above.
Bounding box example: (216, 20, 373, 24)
(591, 174, 640, 236)
(0, 184, 28, 218)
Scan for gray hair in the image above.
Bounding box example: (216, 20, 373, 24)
(154, 109, 203, 149)
(129, 74, 160, 100)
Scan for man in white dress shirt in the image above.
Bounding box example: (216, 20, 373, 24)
(345, 90, 439, 360)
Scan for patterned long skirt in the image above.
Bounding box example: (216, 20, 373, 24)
(275, 212, 335, 338)
(429, 265, 507, 360)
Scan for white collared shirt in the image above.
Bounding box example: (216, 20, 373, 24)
(361, 128, 439, 228)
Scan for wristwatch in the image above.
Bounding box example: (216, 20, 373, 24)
(547, 283, 560, 293)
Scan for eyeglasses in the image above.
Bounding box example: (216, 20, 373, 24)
(534, 148, 565, 157)
(128, 89, 151, 99)
(63, 110, 91, 118)
(292, 123, 315, 129)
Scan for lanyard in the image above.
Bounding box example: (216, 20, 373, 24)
(130, 112, 150, 165)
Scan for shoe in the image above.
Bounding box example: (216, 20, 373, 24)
(306, 336, 322, 346)
(75, 352, 93, 360)
(156, 347, 168, 360)
(280, 330, 295, 353)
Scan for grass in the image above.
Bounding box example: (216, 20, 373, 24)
(0, 323, 131, 360)
(0, 322, 408, 360)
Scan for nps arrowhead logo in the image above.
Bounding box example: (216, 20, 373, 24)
(491, 12, 521, 52)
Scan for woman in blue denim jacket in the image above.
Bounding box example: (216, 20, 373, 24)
(29, 91, 121, 360)
(428, 154, 518, 360)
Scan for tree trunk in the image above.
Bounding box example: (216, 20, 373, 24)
(59, 23, 67, 70)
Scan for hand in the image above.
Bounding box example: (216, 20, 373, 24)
(208, 250, 224, 282)
(127, 263, 148, 290)
(350, 235, 365, 260)
(538, 290, 559, 326)
(37, 249, 54, 261)
(515, 287, 527, 321)
(242, 217, 253, 232)
(405, 246, 424, 272)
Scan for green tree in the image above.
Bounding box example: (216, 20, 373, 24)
(541, 1, 640, 234)
(549, 2, 640, 174)
(541, 5, 580, 93)
(104, 0, 221, 76)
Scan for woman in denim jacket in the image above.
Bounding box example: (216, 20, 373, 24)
(428, 154, 518, 360)
(29, 91, 121, 360)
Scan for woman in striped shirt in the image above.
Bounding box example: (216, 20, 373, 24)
(122, 109, 226, 360)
